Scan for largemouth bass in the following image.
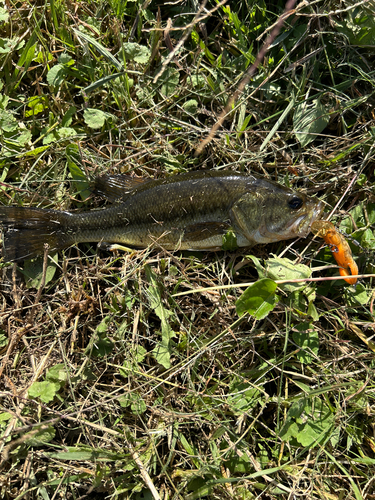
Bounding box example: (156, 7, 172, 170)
(0, 170, 323, 262)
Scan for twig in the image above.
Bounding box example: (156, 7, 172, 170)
(196, 0, 297, 155)
(153, 0, 209, 84)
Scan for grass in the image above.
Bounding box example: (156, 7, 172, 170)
(0, 0, 375, 498)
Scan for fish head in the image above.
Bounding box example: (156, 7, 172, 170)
(231, 181, 324, 245)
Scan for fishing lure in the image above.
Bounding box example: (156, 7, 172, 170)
(311, 220, 358, 285)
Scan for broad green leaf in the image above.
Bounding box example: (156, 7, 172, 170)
(0, 412, 12, 422)
(34, 50, 53, 64)
(156, 67, 179, 97)
(131, 398, 147, 415)
(17, 130, 32, 146)
(227, 380, 261, 414)
(85, 316, 114, 357)
(222, 228, 238, 251)
(344, 283, 369, 306)
(119, 392, 147, 415)
(83, 108, 116, 129)
(264, 256, 311, 292)
(0, 37, 24, 54)
(26, 426, 56, 446)
(292, 322, 319, 364)
(28, 381, 61, 403)
(293, 97, 330, 147)
(22, 253, 58, 289)
(122, 42, 151, 64)
(0, 7, 9, 22)
(152, 341, 171, 370)
(0, 94, 9, 110)
(47, 64, 66, 86)
(25, 95, 48, 117)
(43, 126, 76, 145)
(279, 397, 335, 448)
(235, 278, 279, 319)
(226, 451, 253, 474)
(0, 110, 18, 132)
(58, 53, 73, 64)
(190, 74, 205, 88)
(46, 363, 69, 384)
(334, 10, 375, 46)
(182, 99, 198, 114)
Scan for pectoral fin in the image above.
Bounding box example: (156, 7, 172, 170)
(183, 221, 230, 242)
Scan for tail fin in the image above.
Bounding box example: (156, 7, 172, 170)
(0, 207, 74, 261)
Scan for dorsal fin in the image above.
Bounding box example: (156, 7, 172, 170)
(92, 174, 149, 203)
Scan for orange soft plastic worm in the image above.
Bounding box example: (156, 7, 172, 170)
(311, 220, 358, 285)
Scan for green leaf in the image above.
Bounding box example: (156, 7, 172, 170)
(0, 110, 18, 132)
(28, 381, 61, 403)
(83, 71, 125, 94)
(17, 129, 32, 146)
(25, 95, 49, 117)
(293, 97, 330, 147)
(122, 42, 151, 64)
(145, 265, 176, 369)
(47, 446, 126, 461)
(156, 67, 179, 97)
(22, 253, 58, 289)
(61, 106, 77, 127)
(74, 29, 124, 71)
(43, 126, 76, 145)
(0, 94, 9, 110)
(83, 108, 116, 129)
(152, 341, 172, 370)
(46, 363, 69, 385)
(279, 397, 335, 448)
(235, 278, 279, 319)
(66, 145, 91, 200)
(0, 7, 9, 23)
(182, 99, 198, 115)
(26, 426, 56, 446)
(292, 322, 319, 364)
(334, 10, 375, 46)
(0, 412, 12, 423)
(227, 380, 262, 415)
(119, 392, 147, 415)
(221, 228, 238, 251)
(344, 283, 369, 306)
(85, 316, 114, 357)
(25, 145, 50, 156)
(47, 64, 66, 86)
(264, 256, 312, 292)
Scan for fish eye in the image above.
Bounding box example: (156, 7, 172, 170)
(288, 196, 303, 210)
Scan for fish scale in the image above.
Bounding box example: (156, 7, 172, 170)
(0, 170, 323, 261)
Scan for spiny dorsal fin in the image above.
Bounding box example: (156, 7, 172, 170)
(92, 174, 149, 203)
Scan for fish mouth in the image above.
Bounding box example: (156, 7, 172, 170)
(290, 201, 324, 237)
